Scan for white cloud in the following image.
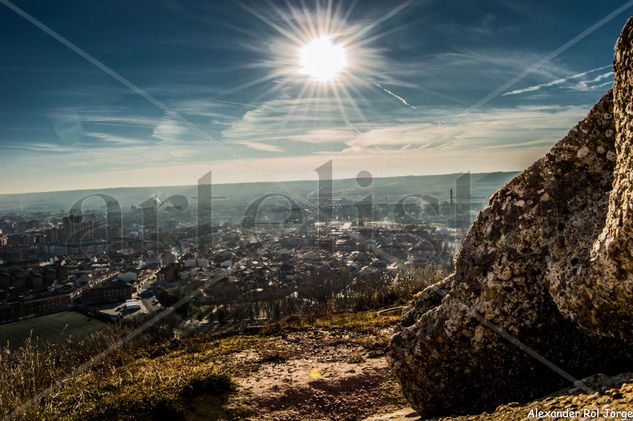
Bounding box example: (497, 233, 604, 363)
(343, 105, 589, 153)
(571, 71, 614, 92)
(237, 141, 286, 152)
(0, 102, 593, 194)
(84, 132, 147, 145)
(222, 91, 590, 156)
(152, 119, 189, 142)
(285, 128, 356, 144)
(221, 95, 358, 145)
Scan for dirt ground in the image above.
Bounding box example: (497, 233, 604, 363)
(186, 325, 408, 420)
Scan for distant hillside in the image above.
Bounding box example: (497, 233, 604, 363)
(473, 171, 519, 185)
(0, 172, 519, 213)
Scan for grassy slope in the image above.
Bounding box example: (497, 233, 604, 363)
(15, 311, 401, 420)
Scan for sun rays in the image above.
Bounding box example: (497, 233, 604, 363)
(221, 0, 412, 140)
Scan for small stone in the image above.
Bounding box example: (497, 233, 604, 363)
(577, 146, 591, 158)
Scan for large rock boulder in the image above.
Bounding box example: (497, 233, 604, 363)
(549, 17, 633, 342)
(387, 17, 633, 418)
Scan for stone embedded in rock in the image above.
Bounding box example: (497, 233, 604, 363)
(388, 17, 633, 418)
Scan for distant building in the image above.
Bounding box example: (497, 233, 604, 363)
(117, 270, 138, 283)
(0, 269, 10, 290)
(0, 293, 71, 323)
(157, 264, 177, 284)
(184, 257, 209, 268)
(81, 280, 133, 305)
(160, 251, 177, 266)
(407, 241, 437, 265)
(124, 299, 142, 311)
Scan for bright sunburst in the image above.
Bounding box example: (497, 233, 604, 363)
(232, 1, 412, 133)
(299, 36, 347, 82)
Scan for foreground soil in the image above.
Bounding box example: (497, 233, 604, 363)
(186, 312, 408, 420)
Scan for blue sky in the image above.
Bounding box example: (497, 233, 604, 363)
(0, 0, 628, 193)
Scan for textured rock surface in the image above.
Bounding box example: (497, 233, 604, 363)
(550, 19, 633, 342)
(387, 18, 633, 418)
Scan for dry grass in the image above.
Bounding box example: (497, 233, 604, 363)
(1, 308, 403, 420)
(259, 309, 402, 335)
(346, 354, 365, 364)
(0, 326, 132, 417)
(257, 343, 291, 363)
(6, 335, 248, 420)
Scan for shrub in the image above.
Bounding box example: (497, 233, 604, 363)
(181, 371, 234, 397)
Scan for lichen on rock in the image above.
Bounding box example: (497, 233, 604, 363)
(387, 17, 633, 418)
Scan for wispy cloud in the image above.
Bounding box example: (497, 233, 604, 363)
(237, 141, 286, 153)
(286, 128, 356, 144)
(502, 65, 612, 96)
(151, 119, 189, 142)
(221, 96, 358, 144)
(388, 49, 568, 85)
(571, 71, 614, 91)
(342, 105, 589, 153)
(221, 85, 592, 159)
(84, 132, 148, 145)
(375, 83, 416, 109)
(6, 142, 77, 154)
(46, 107, 225, 151)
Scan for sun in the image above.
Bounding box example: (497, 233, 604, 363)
(299, 36, 347, 82)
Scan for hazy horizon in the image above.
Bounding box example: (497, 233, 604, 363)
(0, 169, 519, 197)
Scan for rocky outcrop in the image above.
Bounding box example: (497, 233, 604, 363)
(550, 18, 633, 342)
(387, 18, 633, 418)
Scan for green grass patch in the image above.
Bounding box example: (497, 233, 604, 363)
(0, 311, 106, 349)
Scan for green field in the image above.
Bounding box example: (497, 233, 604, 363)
(0, 311, 106, 349)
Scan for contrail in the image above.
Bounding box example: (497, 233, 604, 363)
(375, 82, 417, 109)
(372, 0, 633, 173)
(344, 118, 362, 135)
(503, 65, 612, 96)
